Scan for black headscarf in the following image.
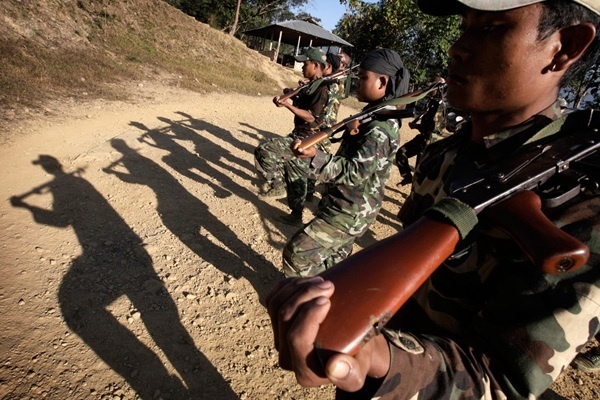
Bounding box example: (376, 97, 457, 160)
(360, 48, 410, 99)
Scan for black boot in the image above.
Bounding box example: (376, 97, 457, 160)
(275, 209, 303, 227)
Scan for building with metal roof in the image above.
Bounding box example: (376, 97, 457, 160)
(243, 18, 352, 67)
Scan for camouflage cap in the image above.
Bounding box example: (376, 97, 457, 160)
(417, 0, 600, 16)
(294, 48, 327, 66)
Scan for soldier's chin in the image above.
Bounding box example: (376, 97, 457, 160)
(446, 93, 473, 113)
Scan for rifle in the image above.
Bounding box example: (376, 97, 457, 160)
(10, 168, 85, 203)
(274, 64, 359, 105)
(313, 110, 599, 358)
(297, 82, 446, 151)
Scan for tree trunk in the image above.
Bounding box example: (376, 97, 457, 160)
(230, 0, 242, 36)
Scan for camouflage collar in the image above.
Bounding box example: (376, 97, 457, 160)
(482, 101, 563, 149)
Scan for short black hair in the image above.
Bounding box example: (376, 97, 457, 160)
(538, 0, 599, 84)
(326, 53, 341, 72)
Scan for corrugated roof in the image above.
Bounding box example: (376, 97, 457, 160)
(243, 19, 352, 48)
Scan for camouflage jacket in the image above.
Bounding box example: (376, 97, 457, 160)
(308, 115, 400, 236)
(290, 80, 336, 139)
(324, 80, 343, 128)
(368, 103, 600, 399)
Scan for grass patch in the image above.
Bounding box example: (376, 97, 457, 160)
(0, 0, 299, 133)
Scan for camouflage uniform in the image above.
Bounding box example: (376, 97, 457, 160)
(346, 103, 600, 399)
(254, 80, 339, 213)
(283, 117, 400, 277)
(296, 79, 343, 203)
(396, 97, 448, 183)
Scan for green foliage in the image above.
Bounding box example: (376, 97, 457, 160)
(562, 53, 600, 109)
(336, 0, 461, 89)
(165, 0, 313, 35)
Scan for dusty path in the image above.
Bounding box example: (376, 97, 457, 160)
(0, 84, 597, 399)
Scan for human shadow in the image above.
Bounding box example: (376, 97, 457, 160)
(171, 111, 257, 172)
(104, 138, 284, 302)
(10, 155, 237, 399)
(236, 121, 281, 143)
(130, 116, 289, 261)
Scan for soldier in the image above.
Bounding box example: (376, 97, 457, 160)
(337, 52, 353, 97)
(303, 52, 347, 203)
(254, 48, 342, 225)
(267, 0, 600, 398)
(395, 76, 448, 186)
(283, 48, 409, 277)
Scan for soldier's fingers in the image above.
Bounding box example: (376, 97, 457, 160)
(265, 277, 295, 310)
(325, 353, 367, 392)
(325, 335, 390, 392)
(265, 277, 296, 350)
(290, 139, 302, 151)
(277, 280, 334, 370)
(268, 278, 334, 368)
(266, 277, 333, 350)
(284, 295, 332, 382)
(278, 278, 334, 322)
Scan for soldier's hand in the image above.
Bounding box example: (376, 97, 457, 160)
(266, 277, 391, 392)
(273, 96, 290, 108)
(291, 139, 316, 158)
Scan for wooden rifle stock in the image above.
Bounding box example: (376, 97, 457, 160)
(275, 65, 358, 105)
(483, 190, 589, 273)
(297, 110, 414, 152)
(314, 190, 589, 358)
(297, 120, 362, 151)
(296, 83, 445, 151)
(275, 86, 304, 105)
(315, 215, 459, 358)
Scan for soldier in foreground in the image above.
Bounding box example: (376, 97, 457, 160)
(267, 0, 599, 398)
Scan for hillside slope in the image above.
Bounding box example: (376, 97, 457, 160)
(0, 0, 298, 136)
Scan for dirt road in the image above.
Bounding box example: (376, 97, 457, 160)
(0, 83, 597, 399)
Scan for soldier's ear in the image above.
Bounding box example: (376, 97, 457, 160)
(550, 22, 596, 72)
(378, 75, 388, 90)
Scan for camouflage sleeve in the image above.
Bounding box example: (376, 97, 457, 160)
(349, 192, 600, 400)
(321, 82, 341, 128)
(310, 120, 398, 185)
(308, 85, 331, 130)
(337, 332, 503, 400)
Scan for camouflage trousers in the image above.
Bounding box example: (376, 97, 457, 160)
(282, 217, 355, 277)
(254, 137, 292, 189)
(254, 136, 327, 212)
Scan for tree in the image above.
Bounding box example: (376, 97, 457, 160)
(230, 0, 242, 36)
(336, 0, 461, 89)
(562, 53, 600, 109)
(164, 0, 312, 36)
